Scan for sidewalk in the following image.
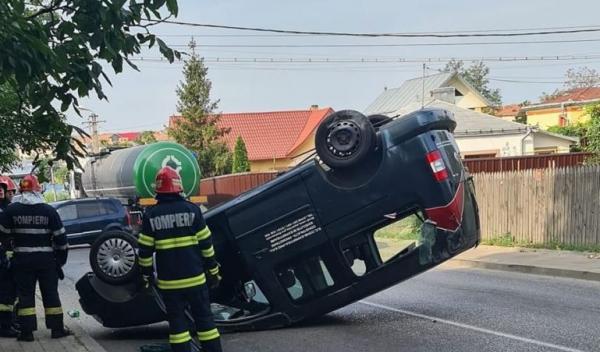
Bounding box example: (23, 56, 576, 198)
(0, 297, 106, 352)
(445, 245, 600, 282)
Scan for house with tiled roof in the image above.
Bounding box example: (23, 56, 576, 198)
(169, 106, 334, 172)
(495, 104, 522, 121)
(365, 72, 492, 116)
(394, 100, 577, 157)
(523, 87, 600, 129)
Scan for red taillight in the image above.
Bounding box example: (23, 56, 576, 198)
(426, 150, 448, 182)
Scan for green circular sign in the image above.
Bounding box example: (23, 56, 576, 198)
(132, 142, 201, 198)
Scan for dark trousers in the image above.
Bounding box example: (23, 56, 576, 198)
(0, 268, 16, 327)
(162, 285, 222, 352)
(13, 262, 63, 332)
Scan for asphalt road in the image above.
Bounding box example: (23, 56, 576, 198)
(60, 247, 600, 352)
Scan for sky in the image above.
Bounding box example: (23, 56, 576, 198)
(72, 0, 600, 134)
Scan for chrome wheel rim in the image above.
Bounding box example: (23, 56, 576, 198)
(97, 237, 136, 278)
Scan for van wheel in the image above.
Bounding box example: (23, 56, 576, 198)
(90, 231, 139, 285)
(315, 110, 376, 169)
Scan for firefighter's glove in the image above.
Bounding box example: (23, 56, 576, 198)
(206, 265, 222, 289)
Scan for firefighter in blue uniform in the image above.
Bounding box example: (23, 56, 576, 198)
(137, 166, 223, 352)
(0, 178, 18, 337)
(0, 175, 70, 341)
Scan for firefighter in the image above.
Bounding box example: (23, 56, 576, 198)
(0, 175, 70, 341)
(0, 179, 18, 337)
(0, 176, 17, 203)
(137, 166, 223, 352)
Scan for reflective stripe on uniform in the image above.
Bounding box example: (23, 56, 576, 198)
(12, 228, 51, 235)
(0, 224, 9, 233)
(53, 244, 68, 251)
(0, 304, 13, 312)
(138, 256, 153, 267)
(197, 328, 220, 341)
(18, 307, 36, 316)
(137, 233, 155, 247)
(14, 246, 53, 253)
(169, 331, 191, 344)
(155, 236, 198, 250)
(157, 273, 206, 290)
(208, 266, 219, 275)
(6, 251, 13, 259)
(45, 307, 63, 315)
(195, 227, 211, 241)
(201, 245, 215, 258)
(53, 228, 66, 237)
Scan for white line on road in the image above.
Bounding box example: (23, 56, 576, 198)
(360, 301, 586, 352)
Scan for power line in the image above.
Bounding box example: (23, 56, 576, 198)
(129, 54, 600, 64)
(154, 24, 600, 37)
(165, 37, 600, 48)
(148, 19, 600, 38)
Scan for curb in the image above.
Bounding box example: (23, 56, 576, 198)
(35, 290, 108, 352)
(446, 259, 600, 282)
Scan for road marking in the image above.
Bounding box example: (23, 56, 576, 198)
(360, 301, 586, 352)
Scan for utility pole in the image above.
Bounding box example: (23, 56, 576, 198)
(82, 113, 106, 154)
(421, 63, 426, 109)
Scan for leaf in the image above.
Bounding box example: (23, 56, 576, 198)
(166, 0, 178, 16)
(124, 57, 139, 71)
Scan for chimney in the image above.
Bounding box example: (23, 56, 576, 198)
(310, 104, 319, 110)
(430, 87, 456, 104)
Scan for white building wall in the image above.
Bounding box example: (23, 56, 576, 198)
(532, 132, 573, 153)
(455, 133, 534, 157)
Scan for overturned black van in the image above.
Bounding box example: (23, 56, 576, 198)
(76, 108, 480, 332)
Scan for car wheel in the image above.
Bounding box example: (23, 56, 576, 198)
(315, 110, 377, 169)
(90, 231, 139, 285)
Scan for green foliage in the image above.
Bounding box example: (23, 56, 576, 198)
(0, 0, 180, 170)
(584, 103, 600, 163)
(373, 215, 422, 241)
(482, 234, 600, 253)
(43, 190, 70, 203)
(444, 59, 502, 106)
(168, 41, 232, 177)
(135, 131, 157, 145)
(232, 136, 250, 173)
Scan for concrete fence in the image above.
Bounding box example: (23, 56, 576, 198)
(473, 165, 600, 246)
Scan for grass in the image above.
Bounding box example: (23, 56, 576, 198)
(482, 233, 600, 253)
(374, 215, 421, 241)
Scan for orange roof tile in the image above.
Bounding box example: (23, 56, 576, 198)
(543, 87, 600, 104)
(170, 107, 333, 161)
(496, 104, 521, 117)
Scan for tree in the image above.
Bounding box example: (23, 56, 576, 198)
(443, 60, 502, 107)
(585, 103, 600, 162)
(565, 67, 600, 90)
(168, 40, 232, 177)
(232, 136, 250, 173)
(0, 0, 180, 170)
(135, 131, 157, 145)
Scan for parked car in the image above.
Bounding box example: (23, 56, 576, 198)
(51, 197, 131, 245)
(76, 109, 480, 332)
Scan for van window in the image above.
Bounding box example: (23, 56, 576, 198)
(57, 204, 77, 221)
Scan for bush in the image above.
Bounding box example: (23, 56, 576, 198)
(44, 191, 70, 203)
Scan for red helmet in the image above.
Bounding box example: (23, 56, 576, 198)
(20, 174, 42, 193)
(0, 176, 16, 191)
(155, 166, 183, 194)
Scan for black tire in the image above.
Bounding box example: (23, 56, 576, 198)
(315, 110, 377, 169)
(90, 230, 139, 285)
